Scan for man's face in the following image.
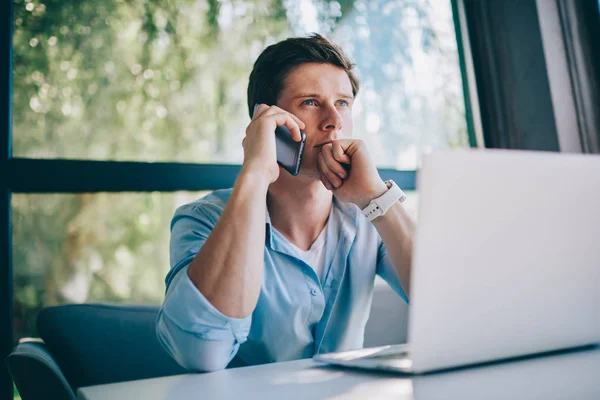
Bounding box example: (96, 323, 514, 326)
(277, 62, 354, 179)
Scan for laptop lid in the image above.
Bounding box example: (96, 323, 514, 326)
(408, 149, 600, 373)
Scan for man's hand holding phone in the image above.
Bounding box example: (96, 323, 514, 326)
(242, 104, 305, 185)
(317, 139, 388, 209)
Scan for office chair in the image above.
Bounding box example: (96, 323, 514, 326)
(6, 304, 187, 400)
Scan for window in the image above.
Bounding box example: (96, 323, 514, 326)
(11, 191, 206, 340)
(13, 0, 467, 167)
(9, 0, 469, 349)
(6, 2, 471, 398)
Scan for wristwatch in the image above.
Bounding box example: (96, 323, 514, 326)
(361, 180, 406, 222)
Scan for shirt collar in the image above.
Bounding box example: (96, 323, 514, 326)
(264, 197, 360, 250)
(332, 197, 360, 226)
(265, 204, 274, 248)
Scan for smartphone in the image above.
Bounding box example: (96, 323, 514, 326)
(253, 104, 306, 176)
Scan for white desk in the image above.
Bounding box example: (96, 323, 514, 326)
(78, 347, 600, 400)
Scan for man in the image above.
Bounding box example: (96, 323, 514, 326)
(156, 34, 414, 372)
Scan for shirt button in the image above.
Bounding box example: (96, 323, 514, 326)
(310, 288, 318, 296)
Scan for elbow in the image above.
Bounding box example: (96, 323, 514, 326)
(186, 355, 229, 373)
(155, 310, 235, 373)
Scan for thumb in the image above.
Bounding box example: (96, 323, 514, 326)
(332, 141, 352, 164)
(335, 139, 365, 158)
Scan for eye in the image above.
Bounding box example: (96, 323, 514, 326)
(302, 99, 317, 106)
(338, 100, 349, 107)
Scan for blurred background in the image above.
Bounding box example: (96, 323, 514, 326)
(10, 0, 467, 343)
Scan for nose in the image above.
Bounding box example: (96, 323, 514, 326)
(319, 103, 343, 134)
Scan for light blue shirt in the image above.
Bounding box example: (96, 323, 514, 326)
(156, 189, 408, 372)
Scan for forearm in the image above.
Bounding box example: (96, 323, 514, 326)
(187, 170, 270, 318)
(372, 201, 415, 297)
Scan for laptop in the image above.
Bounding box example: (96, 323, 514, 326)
(314, 149, 600, 374)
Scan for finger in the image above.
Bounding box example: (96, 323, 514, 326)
(318, 167, 333, 191)
(318, 152, 342, 188)
(322, 144, 348, 179)
(332, 142, 352, 164)
(288, 113, 305, 131)
(268, 112, 303, 142)
(252, 103, 270, 120)
(261, 105, 306, 131)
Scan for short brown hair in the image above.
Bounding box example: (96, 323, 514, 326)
(247, 33, 359, 118)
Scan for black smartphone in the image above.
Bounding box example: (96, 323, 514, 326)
(253, 104, 306, 176)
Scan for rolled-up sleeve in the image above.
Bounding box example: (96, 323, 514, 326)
(156, 203, 252, 372)
(376, 241, 409, 304)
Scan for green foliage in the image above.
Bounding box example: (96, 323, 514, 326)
(12, 0, 294, 162)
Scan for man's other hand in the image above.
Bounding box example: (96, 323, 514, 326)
(317, 139, 388, 208)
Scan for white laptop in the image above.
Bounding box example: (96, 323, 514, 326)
(315, 149, 600, 374)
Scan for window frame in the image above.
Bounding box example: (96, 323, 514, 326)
(2, 2, 14, 399)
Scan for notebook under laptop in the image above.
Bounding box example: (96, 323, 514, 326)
(314, 149, 600, 374)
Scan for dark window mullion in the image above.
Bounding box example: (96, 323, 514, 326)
(8, 159, 417, 193)
(451, 0, 480, 148)
(2, 1, 13, 400)
(8, 159, 242, 193)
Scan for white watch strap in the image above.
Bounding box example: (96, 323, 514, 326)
(361, 180, 406, 222)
